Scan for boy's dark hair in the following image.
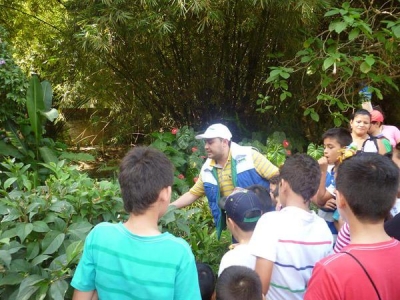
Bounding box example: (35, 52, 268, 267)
(196, 262, 216, 300)
(351, 108, 371, 120)
(216, 266, 263, 300)
(336, 153, 399, 222)
(118, 146, 174, 214)
(246, 184, 274, 212)
(322, 128, 352, 148)
(280, 153, 320, 202)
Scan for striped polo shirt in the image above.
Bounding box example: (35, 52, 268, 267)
(249, 206, 333, 299)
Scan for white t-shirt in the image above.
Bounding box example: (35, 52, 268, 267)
(249, 206, 333, 300)
(218, 243, 256, 276)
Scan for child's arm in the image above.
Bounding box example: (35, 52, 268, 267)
(255, 257, 274, 295)
(315, 157, 333, 207)
(72, 290, 97, 300)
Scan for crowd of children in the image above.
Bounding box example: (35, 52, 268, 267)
(70, 108, 399, 300)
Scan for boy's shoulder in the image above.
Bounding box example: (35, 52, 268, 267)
(320, 239, 400, 269)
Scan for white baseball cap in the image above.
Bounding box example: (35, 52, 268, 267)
(195, 123, 232, 140)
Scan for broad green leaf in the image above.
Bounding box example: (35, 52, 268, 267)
(323, 57, 335, 71)
(49, 279, 68, 300)
(67, 221, 93, 240)
(26, 75, 45, 143)
(2, 208, 21, 222)
(269, 69, 282, 77)
(365, 56, 375, 66)
(17, 275, 44, 300)
(311, 111, 320, 122)
(41, 231, 62, 252)
(49, 201, 73, 213)
(307, 143, 324, 159)
(31, 254, 51, 266)
(40, 108, 58, 122)
(4, 120, 28, 156)
(348, 28, 359, 40)
(42, 232, 65, 255)
(324, 9, 340, 17)
(334, 117, 342, 127)
(301, 56, 311, 63)
(392, 25, 400, 38)
(66, 241, 84, 264)
(0, 140, 24, 159)
(4, 177, 17, 190)
(26, 241, 40, 260)
(360, 62, 371, 73)
(32, 221, 50, 233)
(39, 146, 58, 164)
(150, 139, 167, 151)
(41, 80, 53, 112)
(0, 249, 12, 268)
(280, 72, 290, 79)
(329, 21, 347, 33)
(15, 223, 33, 243)
(0, 272, 24, 285)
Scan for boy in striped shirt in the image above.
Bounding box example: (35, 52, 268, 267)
(249, 154, 333, 299)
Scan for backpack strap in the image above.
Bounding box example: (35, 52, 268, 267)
(342, 251, 381, 300)
(361, 136, 379, 153)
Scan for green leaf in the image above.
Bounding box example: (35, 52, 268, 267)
(280, 72, 290, 79)
(360, 62, 371, 73)
(334, 117, 342, 127)
(0, 272, 24, 285)
(4, 177, 17, 190)
(66, 241, 84, 264)
(41, 80, 53, 112)
(0, 140, 24, 159)
(392, 25, 400, 38)
(40, 108, 58, 122)
(32, 221, 50, 233)
(26, 75, 45, 144)
(0, 249, 12, 268)
(329, 21, 347, 33)
(49, 279, 68, 300)
(26, 241, 40, 260)
(31, 254, 51, 266)
(42, 232, 65, 255)
(39, 146, 58, 164)
(15, 223, 33, 243)
(67, 221, 93, 240)
(323, 57, 335, 71)
(365, 56, 375, 66)
(324, 9, 340, 17)
(348, 28, 360, 40)
(17, 275, 44, 300)
(311, 111, 320, 122)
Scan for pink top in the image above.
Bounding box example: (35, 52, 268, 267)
(381, 125, 400, 147)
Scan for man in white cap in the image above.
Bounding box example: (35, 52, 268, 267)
(170, 123, 279, 237)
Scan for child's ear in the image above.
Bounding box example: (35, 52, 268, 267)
(159, 186, 172, 203)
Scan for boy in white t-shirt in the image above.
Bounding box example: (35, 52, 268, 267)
(218, 189, 264, 276)
(249, 154, 333, 300)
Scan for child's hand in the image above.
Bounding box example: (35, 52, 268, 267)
(318, 157, 329, 172)
(323, 198, 336, 210)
